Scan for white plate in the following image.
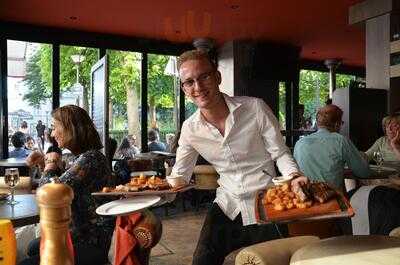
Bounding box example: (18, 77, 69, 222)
(130, 171, 158, 177)
(271, 176, 293, 185)
(96, 196, 161, 216)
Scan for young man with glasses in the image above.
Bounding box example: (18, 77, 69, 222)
(167, 50, 307, 265)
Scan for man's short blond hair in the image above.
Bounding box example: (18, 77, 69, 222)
(316, 104, 343, 131)
(177, 50, 216, 71)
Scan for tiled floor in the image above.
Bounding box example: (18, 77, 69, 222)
(149, 198, 237, 265)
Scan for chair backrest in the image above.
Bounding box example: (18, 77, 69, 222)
(193, 165, 219, 190)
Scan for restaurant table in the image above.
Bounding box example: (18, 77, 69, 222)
(0, 194, 39, 228)
(344, 164, 399, 187)
(291, 235, 400, 265)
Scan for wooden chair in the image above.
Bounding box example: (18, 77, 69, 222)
(193, 165, 219, 210)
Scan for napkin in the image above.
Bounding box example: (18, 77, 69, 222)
(114, 213, 143, 265)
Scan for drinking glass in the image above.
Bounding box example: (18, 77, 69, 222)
(373, 151, 384, 172)
(4, 168, 20, 205)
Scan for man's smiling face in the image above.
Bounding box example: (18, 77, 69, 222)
(179, 58, 221, 110)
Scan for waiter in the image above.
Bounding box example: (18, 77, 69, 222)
(167, 50, 308, 265)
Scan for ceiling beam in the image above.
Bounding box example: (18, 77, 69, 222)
(0, 20, 192, 55)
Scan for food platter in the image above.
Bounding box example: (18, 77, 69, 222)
(256, 183, 354, 224)
(92, 184, 194, 196)
(92, 174, 195, 196)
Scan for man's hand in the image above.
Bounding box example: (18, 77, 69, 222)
(289, 172, 309, 192)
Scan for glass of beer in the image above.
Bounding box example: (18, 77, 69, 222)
(4, 168, 20, 205)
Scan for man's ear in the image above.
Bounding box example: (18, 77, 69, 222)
(215, 70, 222, 85)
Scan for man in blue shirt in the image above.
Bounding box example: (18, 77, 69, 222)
(9, 131, 31, 158)
(148, 129, 167, 152)
(294, 104, 371, 191)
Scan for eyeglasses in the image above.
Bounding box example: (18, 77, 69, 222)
(181, 71, 215, 90)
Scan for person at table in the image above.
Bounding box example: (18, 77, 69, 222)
(115, 136, 139, 159)
(365, 114, 400, 164)
(167, 49, 308, 265)
(25, 136, 37, 151)
(20, 105, 115, 265)
(9, 131, 31, 158)
(294, 104, 371, 191)
(148, 129, 167, 152)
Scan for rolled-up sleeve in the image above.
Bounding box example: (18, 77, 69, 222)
(256, 99, 299, 176)
(169, 123, 199, 183)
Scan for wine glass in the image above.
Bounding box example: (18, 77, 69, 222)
(4, 168, 20, 205)
(373, 151, 384, 172)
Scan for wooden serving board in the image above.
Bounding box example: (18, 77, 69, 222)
(255, 190, 354, 224)
(91, 184, 195, 196)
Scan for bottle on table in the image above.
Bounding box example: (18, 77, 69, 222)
(36, 178, 74, 265)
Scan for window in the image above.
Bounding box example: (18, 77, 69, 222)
(147, 54, 178, 152)
(278, 82, 286, 130)
(59, 45, 98, 111)
(299, 70, 329, 127)
(108, 50, 142, 152)
(7, 40, 53, 156)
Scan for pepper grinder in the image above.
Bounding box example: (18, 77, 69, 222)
(37, 178, 74, 265)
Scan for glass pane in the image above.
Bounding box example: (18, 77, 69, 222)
(59, 45, 98, 112)
(299, 70, 329, 128)
(336, 73, 356, 89)
(108, 50, 142, 157)
(147, 54, 178, 153)
(7, 40, 53, 156)
(278, 82, 286, 130)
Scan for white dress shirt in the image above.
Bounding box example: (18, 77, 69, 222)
(170, 94, 299, 225)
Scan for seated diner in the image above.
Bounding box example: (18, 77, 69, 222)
(19, 105, 115, 265)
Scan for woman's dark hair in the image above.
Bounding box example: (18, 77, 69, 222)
(52, 105, 102, 154)
(11, 131, 26, 148)
(148, 129, 158, 142)
(118, 138, 131, 150)
(20, 121, 28, 129)
(26, 136, 34, 143)
(169, 131, 181, 153)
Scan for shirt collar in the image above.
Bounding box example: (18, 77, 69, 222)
(192, 93, 243, 124)
(317, 127, 331, 133)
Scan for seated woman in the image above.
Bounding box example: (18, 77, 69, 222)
(20, 105, 115, 265)
(365, 114, 400, 164)
(115, 136, 139, 159)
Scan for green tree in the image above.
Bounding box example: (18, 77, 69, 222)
(23, 45, 176, 139)
(147, 54, 174, 128)
(299, 70, 355, 122)
(23, 49, 51, 107)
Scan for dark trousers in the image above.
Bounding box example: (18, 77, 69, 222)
(192, 203, 287, 265)
(19, 238, 108, 265)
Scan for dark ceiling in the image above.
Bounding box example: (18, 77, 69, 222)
(0, 0, 365, 67)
